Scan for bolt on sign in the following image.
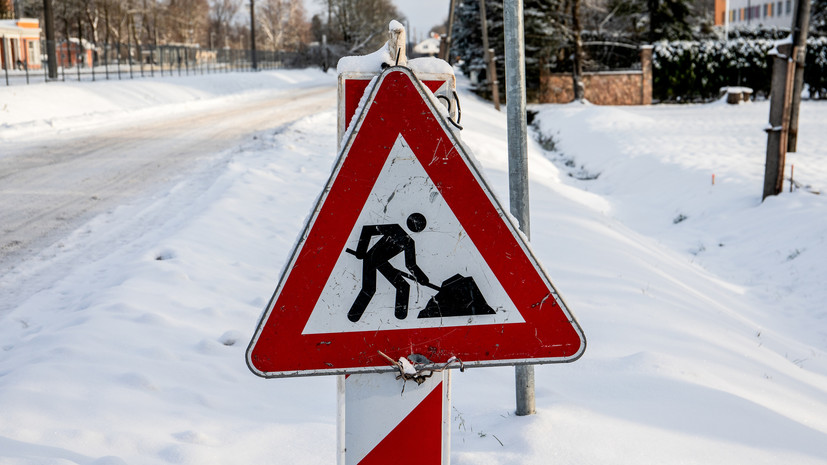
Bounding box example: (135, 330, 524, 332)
(246, 66, 585, 378)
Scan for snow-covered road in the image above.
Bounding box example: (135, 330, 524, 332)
(1, 85, 334, 261)
(0, 81, 334, 312)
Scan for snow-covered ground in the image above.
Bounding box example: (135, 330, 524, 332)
(1, 68, 826, 464)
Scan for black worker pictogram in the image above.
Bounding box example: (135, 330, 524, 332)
(346, 213, 496, 322)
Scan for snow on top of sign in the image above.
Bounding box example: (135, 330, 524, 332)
(388, 19, 404, 33)
(408, 57, 454, 76)
(337, 21, 407, 74)
(336, 47, 393, 74)
(338, 66, 457, 149)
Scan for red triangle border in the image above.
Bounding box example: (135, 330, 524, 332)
(247, 67, 585, 377)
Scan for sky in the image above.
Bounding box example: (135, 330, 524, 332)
(305, 0, 451, 42)
(392, 0, 450, 40)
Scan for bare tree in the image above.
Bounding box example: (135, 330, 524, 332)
(14, 0, 44, 18)
(26, 0, 316, 55)
(325, 0, 403, 54)
(164, 0, 209, 44)
(209, 0, 240, 48)
(79, 0, 102, 44)
(99, 0, 116, 43)
(58, 0, 83, 40)
(258, 0, 307, 51)
(1, 0, 13, 19)
(136, 0, 164, 46)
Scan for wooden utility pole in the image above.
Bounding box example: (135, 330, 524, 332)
(786, 0, 811, 152)
(478, 0, 500, 110)
(762, 0, 810, 199)
(763, 42, 795, 200)
(441, 0, 456, 63)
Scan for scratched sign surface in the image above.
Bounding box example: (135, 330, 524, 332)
(246, 67, 585, 378)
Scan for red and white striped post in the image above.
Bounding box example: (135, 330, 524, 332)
(337, 372, 450, 464)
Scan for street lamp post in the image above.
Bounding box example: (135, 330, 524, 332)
(43, 0, 58, 79)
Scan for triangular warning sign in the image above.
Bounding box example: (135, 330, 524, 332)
(247, 67, 585, 378)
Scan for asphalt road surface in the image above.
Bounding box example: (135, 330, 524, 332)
(0, 84, 335, 312)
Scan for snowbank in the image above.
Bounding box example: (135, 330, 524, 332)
(0, 68, 826, 464)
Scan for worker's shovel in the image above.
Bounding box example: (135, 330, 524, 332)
(346, 248, 495, 319)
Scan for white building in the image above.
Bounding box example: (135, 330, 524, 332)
(0, 17, 41, 70)
(412, 35, 441, 57)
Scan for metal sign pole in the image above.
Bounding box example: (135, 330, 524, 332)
(504, 0, 535, 416)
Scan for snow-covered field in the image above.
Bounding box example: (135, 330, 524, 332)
(1, 68, 826, 464)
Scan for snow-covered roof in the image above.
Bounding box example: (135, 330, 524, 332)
(66, 37, 96, 49)
(413, 37, 441, 56)
(0, 18, 41, 37)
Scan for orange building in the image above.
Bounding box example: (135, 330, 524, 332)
(56, 39, 94, 68)
(0, 18, 42, 70)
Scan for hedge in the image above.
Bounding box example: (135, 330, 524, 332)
(652, 36, 827, 102)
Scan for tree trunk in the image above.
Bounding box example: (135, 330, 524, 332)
(571, 0, 584, 101)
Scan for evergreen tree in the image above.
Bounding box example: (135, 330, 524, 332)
(813, 0, 827, 34)
(651, 0, 693, 40)
(451, 0, 486, 88)
(606, 0, 695, 42)
(452, 0, 572, 100)
(522, 0, 571, 97)
(602, 0, 648, 41)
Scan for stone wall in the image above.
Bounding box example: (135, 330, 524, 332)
(539, 46, 653, 106)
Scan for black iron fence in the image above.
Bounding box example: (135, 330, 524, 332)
(2, 40, 324, 86)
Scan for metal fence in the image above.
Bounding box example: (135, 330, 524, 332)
(2, 40, 324, 86)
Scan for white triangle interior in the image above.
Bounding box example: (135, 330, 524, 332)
(302, 135, 524, 335)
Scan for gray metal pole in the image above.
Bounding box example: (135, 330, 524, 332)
(504, 0, 535, 416)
